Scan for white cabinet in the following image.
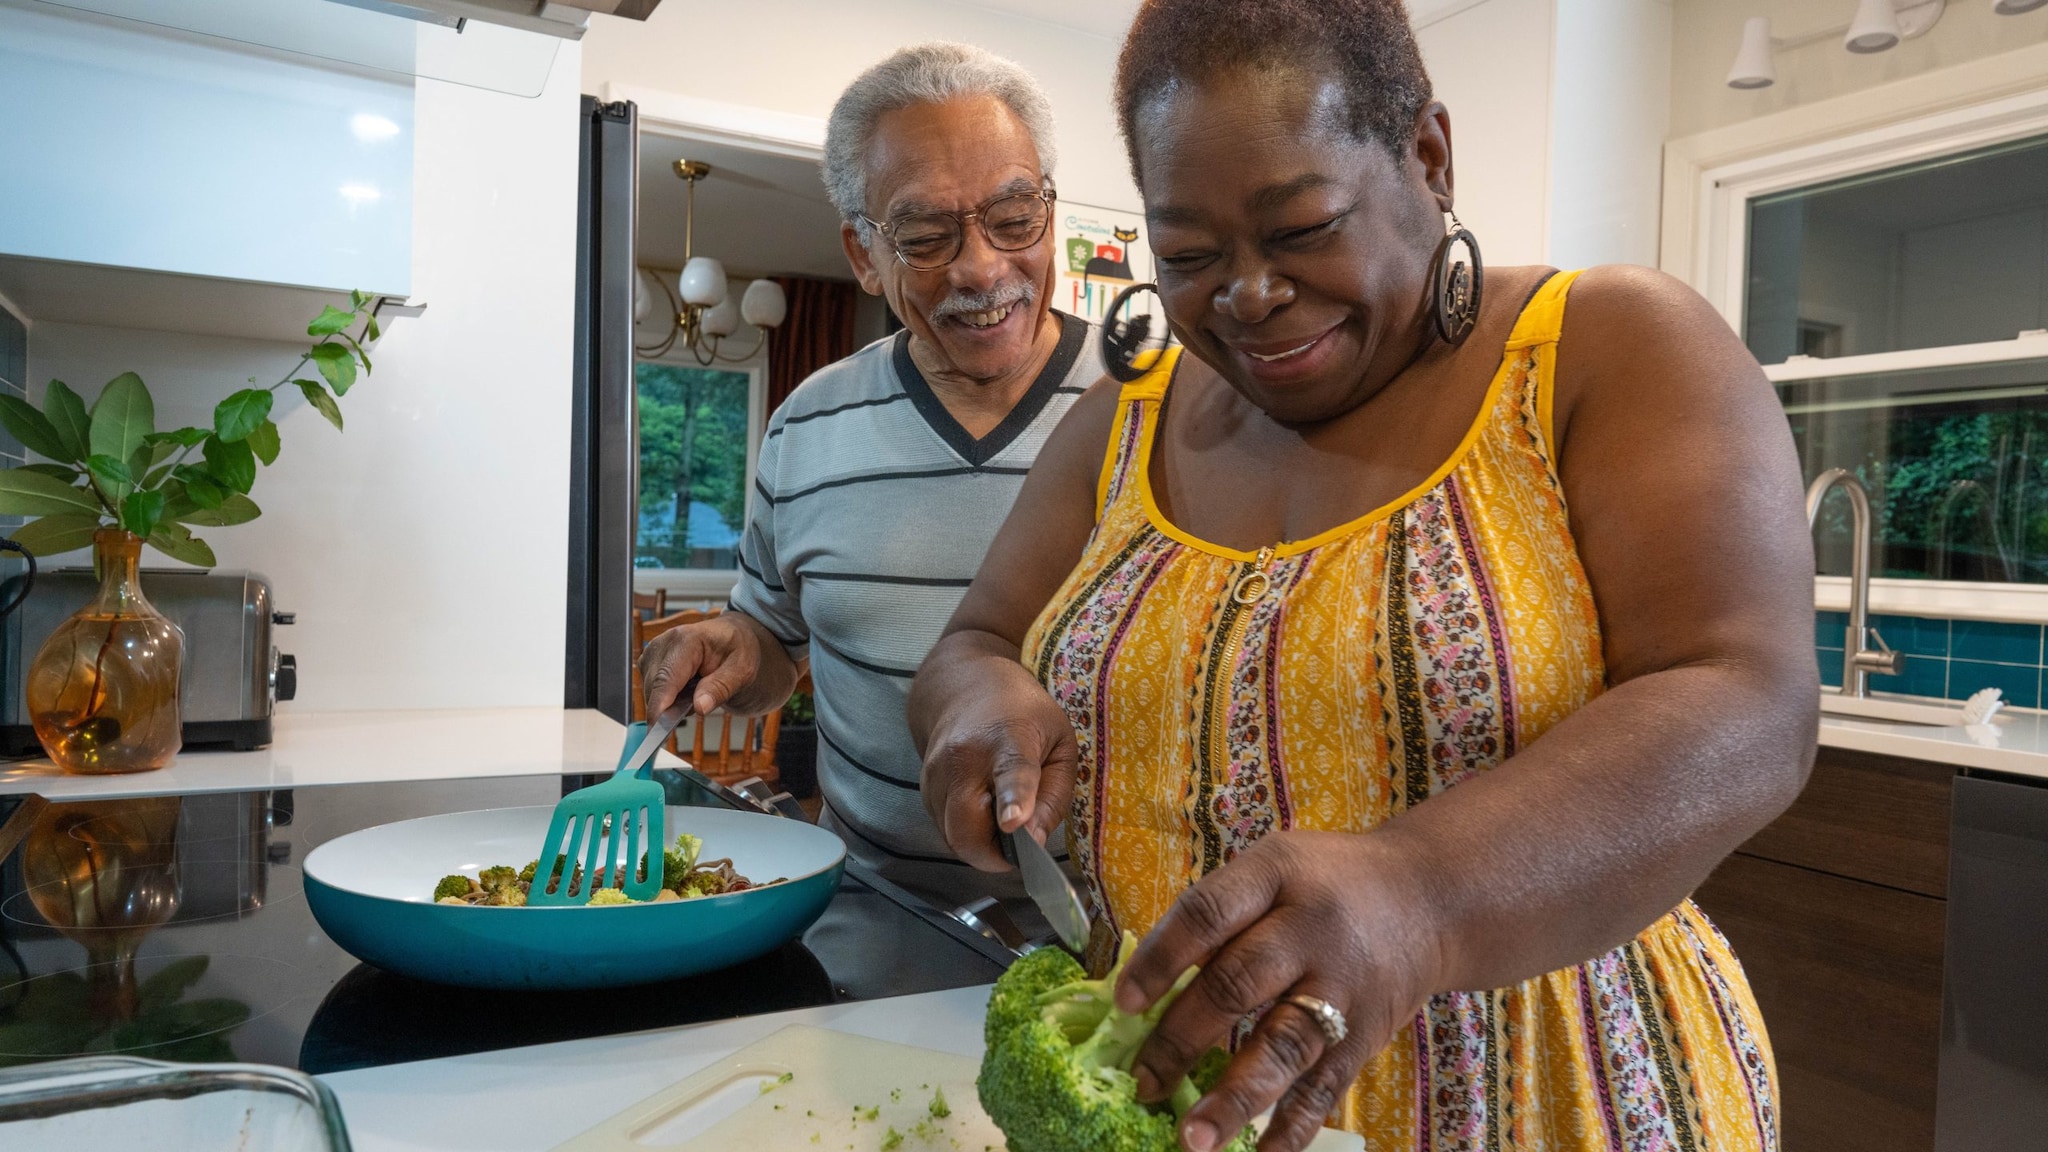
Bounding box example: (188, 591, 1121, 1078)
(0, 2, 412, 298)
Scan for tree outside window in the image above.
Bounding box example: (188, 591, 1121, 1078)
(635, 362, 751, 571)
(1749, 132, 2048, 585)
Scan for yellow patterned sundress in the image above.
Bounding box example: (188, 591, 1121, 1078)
(1021, 272, 1779, 1151)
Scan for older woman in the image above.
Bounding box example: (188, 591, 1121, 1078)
(908, 1, 1816, 1150)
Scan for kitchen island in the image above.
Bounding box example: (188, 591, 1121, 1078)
(0, 715, 1016, 1092)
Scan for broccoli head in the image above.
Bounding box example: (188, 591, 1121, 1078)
(477, 865, 520, 893)
(484, 884, 528, 907)
(676, 869, 726, 899)
(977, 933, 1255, 1152)
(586, 887, 634, 906)
(663, 832, 705, 890)
(433, 874, 475, 902)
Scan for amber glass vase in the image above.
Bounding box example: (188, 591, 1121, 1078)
(22, 796, 184, 1022)
(27, 529, 186, 774)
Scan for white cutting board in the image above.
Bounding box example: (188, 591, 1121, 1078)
(548, 1024, 1364, 1152)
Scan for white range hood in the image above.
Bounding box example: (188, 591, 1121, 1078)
(329, 0, 662, 40)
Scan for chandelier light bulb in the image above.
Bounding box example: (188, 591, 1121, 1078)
(702, 293, 741, 338)
(679, 256, 728, 308)
(1726, 17, 1776, 88)
(1845, 0, 1902, 52)
(741, 278, 788, 329)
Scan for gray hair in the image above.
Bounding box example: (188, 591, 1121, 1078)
(823, 42, 1058, 243)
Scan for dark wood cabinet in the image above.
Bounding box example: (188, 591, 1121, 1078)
(1690, 748, 1954, 1152)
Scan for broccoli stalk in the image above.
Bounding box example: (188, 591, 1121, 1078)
(977, 933, 1255, 1152)
(1036, 936, 1198, 1093)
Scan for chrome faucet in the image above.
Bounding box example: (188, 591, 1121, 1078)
(1806, 468, 1904, 697)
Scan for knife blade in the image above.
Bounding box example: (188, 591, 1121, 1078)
(1001, 825, 1090, 953)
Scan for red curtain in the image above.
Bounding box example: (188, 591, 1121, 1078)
(766, 277, 858, 415)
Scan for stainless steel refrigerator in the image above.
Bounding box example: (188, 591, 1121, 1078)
(562, 96, 638, 723)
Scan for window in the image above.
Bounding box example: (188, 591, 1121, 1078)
(1745, 132, 2048, 587)
(634, 360, 761, 575)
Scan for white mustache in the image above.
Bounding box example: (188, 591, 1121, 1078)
(929, 282, 1034, 325)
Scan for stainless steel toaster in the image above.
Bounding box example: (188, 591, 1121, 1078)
(1, 569, 296, 753)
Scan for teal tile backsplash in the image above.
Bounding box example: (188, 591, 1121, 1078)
(1818, 610, 2048, 707)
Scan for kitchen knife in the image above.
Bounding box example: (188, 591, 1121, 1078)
(1001, 824, 1090, 953)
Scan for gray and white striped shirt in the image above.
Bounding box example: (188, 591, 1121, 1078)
(731, 311, 1099, 907)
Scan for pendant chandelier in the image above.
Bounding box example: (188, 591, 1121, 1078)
(635, 158, 787, 365)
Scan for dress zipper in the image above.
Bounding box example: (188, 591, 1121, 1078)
(1205, 545, 1277, 793)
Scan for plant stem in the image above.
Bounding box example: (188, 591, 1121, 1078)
(85, 473, 122, 520)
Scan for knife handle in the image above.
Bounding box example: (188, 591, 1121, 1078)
(997, 828, 1019, 867)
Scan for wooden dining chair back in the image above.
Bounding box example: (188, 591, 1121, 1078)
(631, 588, 668, 621)
(631, 608, 782, 789)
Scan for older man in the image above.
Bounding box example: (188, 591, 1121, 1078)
(640, 42, 1100, 917)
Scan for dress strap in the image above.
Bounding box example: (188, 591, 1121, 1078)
(1095, 345, 1181, 516)
(1499, 270, 1584, 457)
(1503, 269, 1584, 351)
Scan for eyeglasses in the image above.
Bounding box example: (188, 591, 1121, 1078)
(859, 184, 1056, 271)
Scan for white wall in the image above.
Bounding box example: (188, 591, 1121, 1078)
(1417, 0, 1558, 268)
(24, 52, 583, 713)
(580, 0, 1140, 214)
(1417, 0, 1671, 271)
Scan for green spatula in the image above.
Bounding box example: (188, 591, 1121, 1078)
(528, 695, 689, 905)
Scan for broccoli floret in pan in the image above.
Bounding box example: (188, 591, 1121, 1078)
(477, 865, 520, 893)
(663, 832, 705, 890)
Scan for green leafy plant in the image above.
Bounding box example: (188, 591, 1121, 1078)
(0, 293, 378, 566)
(0, 955, 252, 1068)
(783, 689, 815, 726)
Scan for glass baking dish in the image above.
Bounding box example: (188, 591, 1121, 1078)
(0, 1055, 352, 1150)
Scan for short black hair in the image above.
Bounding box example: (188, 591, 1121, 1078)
(1114, 0, 1434, 183)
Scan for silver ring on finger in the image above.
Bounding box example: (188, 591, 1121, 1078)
(1281, 993, 1348, 1045)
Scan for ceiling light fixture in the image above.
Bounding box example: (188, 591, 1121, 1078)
(1845, 0, 1904, 50)
(1727, 17, 1777, 88)
(1726, 0, 1945, 88)
(636, 159, 787, 365)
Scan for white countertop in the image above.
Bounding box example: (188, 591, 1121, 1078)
(320, 984, 991, 1152)
(1821, 707, 2048, 779)
(6, 702, 2045, 804)
(0, 707, 667, 800)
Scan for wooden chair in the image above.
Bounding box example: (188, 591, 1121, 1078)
(631, 588, 668, 621)
(631, 607, 782, 789)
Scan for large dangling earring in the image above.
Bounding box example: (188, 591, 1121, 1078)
(1101, 282, 1176, 383)
(1431, 212, 1483, 346)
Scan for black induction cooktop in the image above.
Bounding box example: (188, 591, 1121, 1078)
(0, 774, 1009, 1075)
